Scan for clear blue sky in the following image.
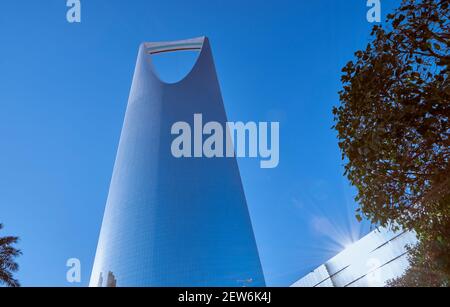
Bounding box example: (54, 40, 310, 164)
(0, 0, 401, 286)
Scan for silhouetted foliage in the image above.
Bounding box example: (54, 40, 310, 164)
(387, 239, 449, 287)
(333, 0, 449, 286)
(0, 223, 21, 287)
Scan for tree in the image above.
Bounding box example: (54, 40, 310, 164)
(0, 223, 21, 287)
(333, 0, 449, 285)
(387, 239, 449, 287)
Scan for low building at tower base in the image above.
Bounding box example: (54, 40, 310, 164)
(292, 228, 417, 287)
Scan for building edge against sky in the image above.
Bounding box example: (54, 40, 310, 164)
(89, 37, 265, 287)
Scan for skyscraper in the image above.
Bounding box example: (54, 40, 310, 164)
(90, 37, 265, 287)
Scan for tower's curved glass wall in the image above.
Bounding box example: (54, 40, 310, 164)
(90, 37, 265, 287)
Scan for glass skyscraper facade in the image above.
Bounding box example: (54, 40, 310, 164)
(90, 37, 265, 287)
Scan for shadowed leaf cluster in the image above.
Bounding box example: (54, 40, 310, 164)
(333, 0, 449, 286)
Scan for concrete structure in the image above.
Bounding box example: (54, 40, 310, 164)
(292, 228, 417, 287)
(90, 37, 265, 287)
